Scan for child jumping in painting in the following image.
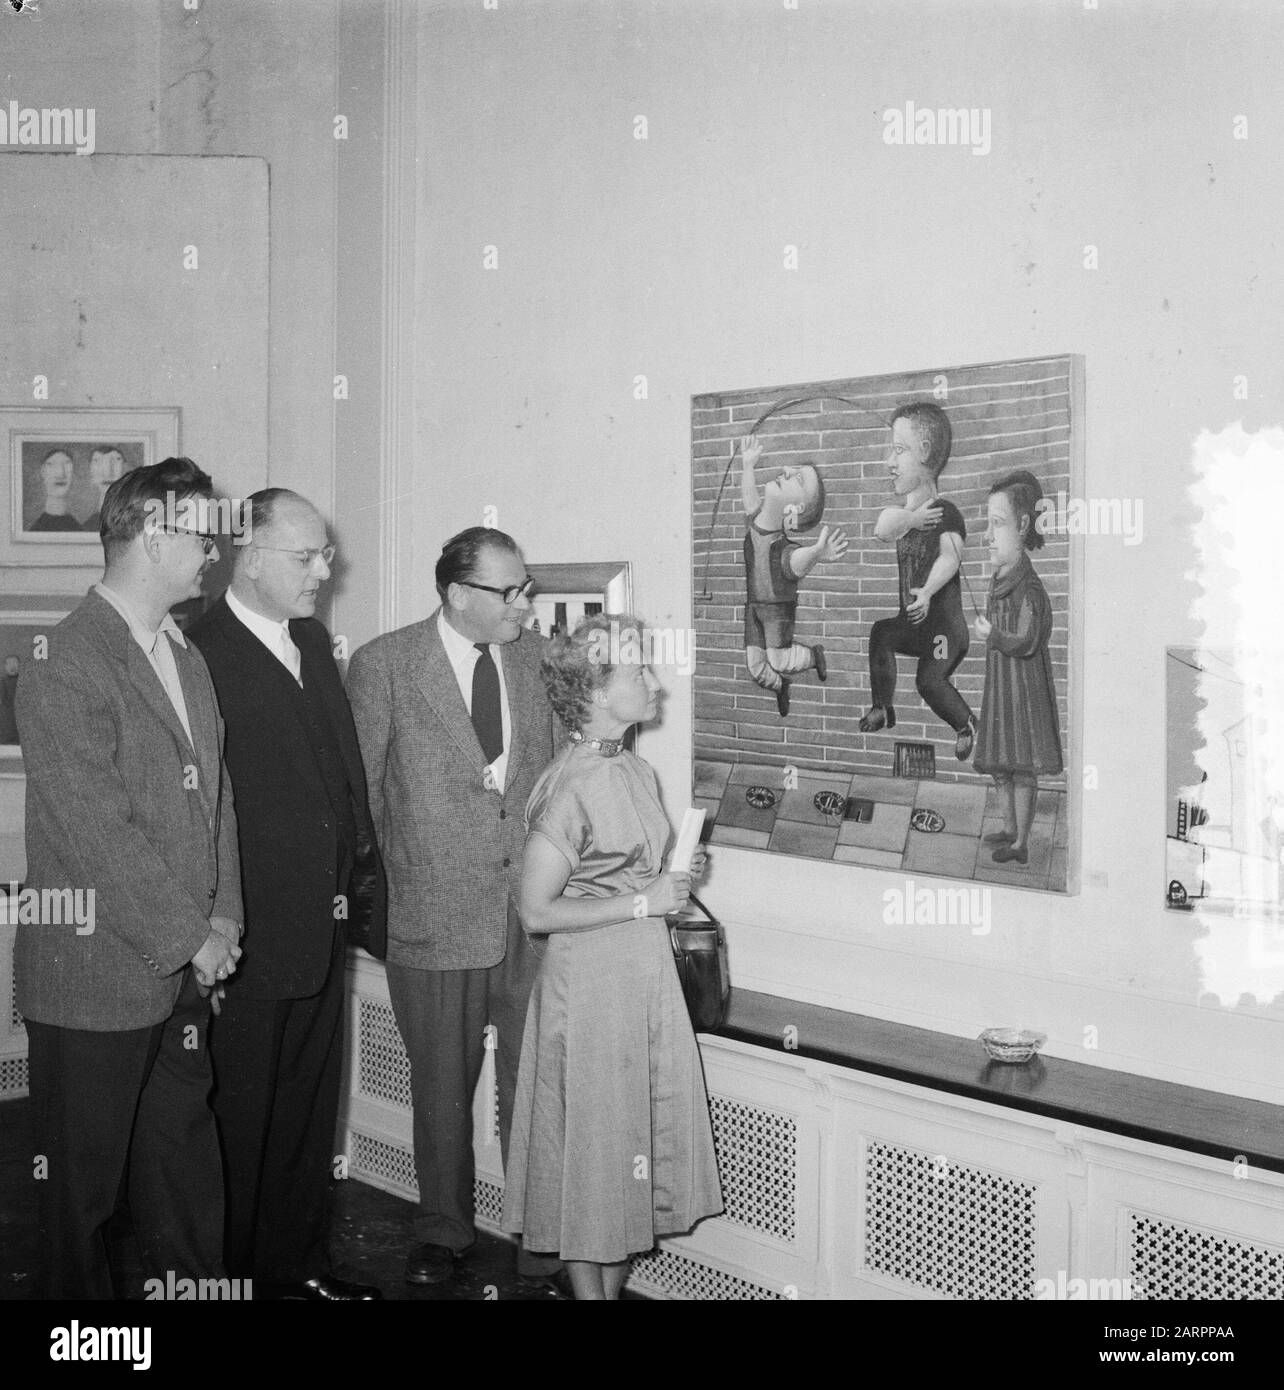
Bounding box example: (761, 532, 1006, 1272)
(740, 435, 848, 716)
(859, 402, 977, 758)
(973, 470, 1063, 864)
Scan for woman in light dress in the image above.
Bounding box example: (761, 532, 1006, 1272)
(501, 614, 723, 1300)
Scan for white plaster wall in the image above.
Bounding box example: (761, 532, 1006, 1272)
(0, 153, 269, 595)
(411, 0, 1284, 1101)
(0, 0, 386, 624)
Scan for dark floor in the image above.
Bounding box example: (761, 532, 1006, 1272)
(0, 1095, 635, 1301)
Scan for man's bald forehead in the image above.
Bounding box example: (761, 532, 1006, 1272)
(263, 495, 323, 532)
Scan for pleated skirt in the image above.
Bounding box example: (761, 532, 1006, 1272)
(501, 916, 724, 1263)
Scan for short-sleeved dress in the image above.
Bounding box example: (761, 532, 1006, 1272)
(500, 742, 724, 1263)
(973, 551, 1064, 777)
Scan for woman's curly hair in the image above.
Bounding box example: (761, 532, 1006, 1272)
(540, 612, 646, 732)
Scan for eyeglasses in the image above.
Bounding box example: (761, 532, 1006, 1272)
(161, 527, 218, 556)
(458, 576, 536, 606)
(255, 545, 336, 567)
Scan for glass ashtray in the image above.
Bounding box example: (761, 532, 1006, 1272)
(978, 1027, 1046, 1064)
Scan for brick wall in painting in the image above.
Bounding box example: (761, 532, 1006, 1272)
(692, 357, 1076, 789)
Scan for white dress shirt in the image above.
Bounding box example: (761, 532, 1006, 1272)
(438, 609, 511, 792)
(95, 582, 194, 747)
(227, 587, 303, 686)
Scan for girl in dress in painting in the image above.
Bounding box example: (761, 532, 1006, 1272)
(973, 470, 1063, 864)
(501, 614, 723, 1300)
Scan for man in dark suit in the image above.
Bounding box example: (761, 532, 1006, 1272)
(347, 527, 565, 1291)
(16, 457, 243, 1299)
(187, 488, 385, 1301)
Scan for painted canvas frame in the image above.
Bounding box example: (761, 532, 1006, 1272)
(525, 561, 632, 639)
(2, 407, 181, 567)
(691, 356, 1083, 894)
(0, 595, 79, 772)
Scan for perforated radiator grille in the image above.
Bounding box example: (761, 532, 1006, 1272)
(709, 1093, 798, 1242)
(10, 975, 22, 1034)
(475, 1176, 504, 1228)
(1129, 1212, 1284, 1300)
(0, 1054, 29, 1098)
(345, 1127, 508, 1230)
(629, 1245, 786, 1301)
(355, 997, 412, 1110)
(348, 1128, 417, 1199)
(864, 1140, 1038, 1299)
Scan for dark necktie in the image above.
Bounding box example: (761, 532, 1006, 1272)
(471, 643, 503, 763)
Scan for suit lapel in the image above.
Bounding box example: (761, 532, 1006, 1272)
(415, 612, 488, 772)
(171, 639, 221, 818)
(315, 629, 368, 800)
(216, 598, 326, 798)
(86, 593, 216, 819)
(499, 636, 534, 789)
(123, 638, 202, 767)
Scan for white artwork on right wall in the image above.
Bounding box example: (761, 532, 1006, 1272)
(1166, 647, 1282, 920)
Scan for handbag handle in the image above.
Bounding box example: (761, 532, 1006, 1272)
(674, 891, 718, 926)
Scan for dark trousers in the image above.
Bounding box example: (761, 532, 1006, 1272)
(25, 969, 225, 1299)
(868, 609, 972, 732)
(385, 901, 558, 1274)
(208, 925, 346, 1282)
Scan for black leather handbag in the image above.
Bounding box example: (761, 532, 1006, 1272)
(667, 892, 730, 1032)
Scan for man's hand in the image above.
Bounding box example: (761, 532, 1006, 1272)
(907, 587, 931, 625)
(196, 981, 228, 1017)
(209, 915, 242, 947)
(740, 435, 763, 470)
(200, 919, 242, 1012)
(909, 502, 944, 531)
(192, 928, 240, 991)
(974, 614, 992, 640)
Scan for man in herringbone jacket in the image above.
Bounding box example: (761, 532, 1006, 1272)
(346, 526, 564, 1291)
(16, 458, 242, 1299)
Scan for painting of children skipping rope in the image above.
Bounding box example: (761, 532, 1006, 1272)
(692, 356, 1078, 893)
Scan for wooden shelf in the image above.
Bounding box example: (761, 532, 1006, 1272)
(713, 989, 1284, 1173)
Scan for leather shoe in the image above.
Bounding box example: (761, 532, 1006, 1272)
(260, 1274, 382, 1300)
(517, 1267, 575, 1300)
(812, 644, 827, 682)
(406, 1242, 464, 1286)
